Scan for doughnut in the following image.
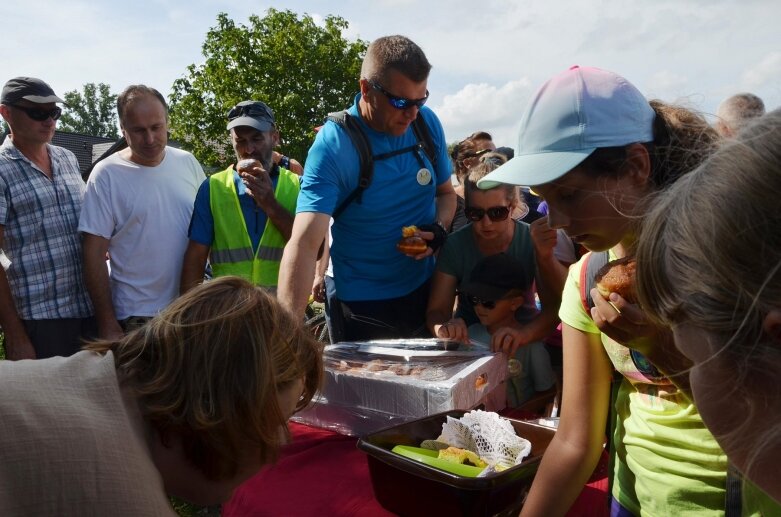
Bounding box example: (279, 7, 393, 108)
(595, 257, 637, 303)
(237, 158, 261, 172)
(397, 236, 428, 254)
(397, 225, 428, 254)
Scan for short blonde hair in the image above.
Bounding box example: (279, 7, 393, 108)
(85, 276, 323, 480)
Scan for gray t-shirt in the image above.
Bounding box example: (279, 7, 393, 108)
(0, 351, 176, 516)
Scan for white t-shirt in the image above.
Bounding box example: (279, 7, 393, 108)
(79, 147, 204, 318)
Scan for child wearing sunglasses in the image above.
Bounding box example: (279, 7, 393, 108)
(462, 253, 556, 407)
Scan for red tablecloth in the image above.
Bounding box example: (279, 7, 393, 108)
(223, 422, 609, 517)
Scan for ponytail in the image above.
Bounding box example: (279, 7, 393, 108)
(647, 100, 720, 189)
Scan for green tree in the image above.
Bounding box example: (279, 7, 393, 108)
(169, 9, 367, 168)
(58, 83, 119, 139)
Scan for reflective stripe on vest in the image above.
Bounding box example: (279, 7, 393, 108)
(208, 165, 299, 287)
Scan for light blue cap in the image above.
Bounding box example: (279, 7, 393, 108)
(477, 66, 655, 189)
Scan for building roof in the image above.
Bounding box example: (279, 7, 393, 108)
(0, 129, 117, 175)
(50, 131, 117, 174)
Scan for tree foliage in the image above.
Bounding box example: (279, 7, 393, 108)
(169, 9, 367, 168)
(59, 83, 119, 139)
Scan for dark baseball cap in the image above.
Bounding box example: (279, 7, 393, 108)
(462, 253, 534, 301)
(1, 77, 65, 105)
(226, 100, 275, 132)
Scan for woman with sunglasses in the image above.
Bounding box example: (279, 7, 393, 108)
(477, 66, 730, 516)
(426, 153, 562, 374)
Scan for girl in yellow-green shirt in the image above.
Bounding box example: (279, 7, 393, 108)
(476, 66, 741, 516)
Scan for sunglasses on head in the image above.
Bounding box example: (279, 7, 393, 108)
(227, 104, 273, 121)
(368, 80, 429, 110)
(464, 205, 510, 222)
(12, 105, 62, 121)
(461, 148, 492, 161)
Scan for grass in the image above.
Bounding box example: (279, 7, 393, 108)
(0, 330, 214, 516)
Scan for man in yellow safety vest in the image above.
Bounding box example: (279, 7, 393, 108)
(180, 101, 299, 293)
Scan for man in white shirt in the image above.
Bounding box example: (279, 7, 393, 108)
(79, 85, 205, 339)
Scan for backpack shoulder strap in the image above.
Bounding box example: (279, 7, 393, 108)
(411, 114, 438, 169)
(725, 462, 743, 517)
(326, 110, 374, 219)
(579, 250, 617, 507)
(580, 250, 610, 313)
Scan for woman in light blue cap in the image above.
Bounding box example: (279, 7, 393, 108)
(478, 66, 739, 516)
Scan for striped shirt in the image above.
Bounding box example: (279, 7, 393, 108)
(0, 138, 92, 319)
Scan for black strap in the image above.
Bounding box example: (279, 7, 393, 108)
(411, 115, 438, 169)
(328, 110, 439, 219)
(724, 462, 743, 516)
(328, 111, 374, 219)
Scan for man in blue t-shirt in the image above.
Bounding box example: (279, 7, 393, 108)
(278, 35, 456, 341)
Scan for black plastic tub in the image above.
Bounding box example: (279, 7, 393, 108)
(356, 410, 555, 516)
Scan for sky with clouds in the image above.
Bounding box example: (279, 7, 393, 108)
(2, 0, 779, 148)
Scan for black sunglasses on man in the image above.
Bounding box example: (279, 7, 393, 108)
(11, 104, 62, 121)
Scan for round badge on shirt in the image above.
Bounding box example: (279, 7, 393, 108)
(417, 168, 432, 186)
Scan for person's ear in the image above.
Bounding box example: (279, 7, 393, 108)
(509, 295, 525, 311)
(623, 143, 652, 186)
(359, 78, 371, 99)
(762, 309, 781, 344)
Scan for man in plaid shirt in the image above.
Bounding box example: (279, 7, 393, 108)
(0, 77, 94, 360)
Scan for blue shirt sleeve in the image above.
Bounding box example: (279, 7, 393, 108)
(188, 178, 214, 245)
(297, 123, 357, 215)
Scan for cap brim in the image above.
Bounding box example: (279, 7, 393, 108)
(476, 149, 595, 189)
(227, 117, 273, 132)
(21, 94, 65, 104)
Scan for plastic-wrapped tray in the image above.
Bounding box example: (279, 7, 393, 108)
(314, 340, 506, 421)
(357, 410, 555, 517)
